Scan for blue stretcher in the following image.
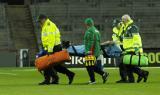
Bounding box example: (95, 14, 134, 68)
(101, 44, 122, 58)
(67, 45, 85, 57)
(67, 44, 122, 58)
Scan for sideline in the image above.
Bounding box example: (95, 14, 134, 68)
(10, 67, 160, 71)
(0, 72, 17, 76)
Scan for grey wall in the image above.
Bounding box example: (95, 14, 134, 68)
(0, 52, 17, 67)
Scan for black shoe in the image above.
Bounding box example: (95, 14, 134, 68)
(144, 71, 149, 82)
(137, 76, 143, 83)
(116, 80, 128, 83)
(102, 72, 109, 84)
(68, 72, 75, 85)
(38, 81, 50, 85)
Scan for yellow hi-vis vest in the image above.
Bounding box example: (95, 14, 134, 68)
(123, 20, 143, 54)
(41, 19, 61, 53)
(112, 23, 124, 45)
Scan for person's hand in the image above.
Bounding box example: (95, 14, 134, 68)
(36, 54, 39, 58)
(135, 47, 139, 54)
(86, 51, 92, 55)
(46, 52, 53, 56)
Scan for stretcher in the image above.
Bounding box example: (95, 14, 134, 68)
(35, 50, 70, 71)
(101, 43, 122, 58)
(67, 44, 122, 58)
(67, 45, 85, 57)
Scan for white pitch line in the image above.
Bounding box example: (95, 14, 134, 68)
(0, 72, 17, 76)
(5, 66, 160, 72)
(70, 67, 160, 70)
(17, 69, 36, 71)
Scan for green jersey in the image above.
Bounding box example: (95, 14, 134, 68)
(84, 26, 101, 57)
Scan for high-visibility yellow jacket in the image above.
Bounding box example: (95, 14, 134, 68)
(112, 23, 124, 45)
(41, 19, 61, 53)
(122, 19, 143, 54)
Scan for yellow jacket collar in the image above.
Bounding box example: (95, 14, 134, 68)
(42, 19, 50, 28)
(125, 19, 133, 28)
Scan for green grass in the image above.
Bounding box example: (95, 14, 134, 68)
(0, 67, 160, 95)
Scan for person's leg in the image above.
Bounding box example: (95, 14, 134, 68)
(95, 59, 103, 71)
(132, 66, 149, 83)
(86, 66, 95, 83)
(126, 65, 135, 83)
(142, 70, 149, 82)
(95, 55, 104, 71)
(50, 66, 59, 84)
(94, 65, 109, 84)
(39, 68, 51, 85)
(116, 62, 128, 83)
(54, 64, 75, 84)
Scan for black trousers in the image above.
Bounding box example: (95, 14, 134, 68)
(119, 61, 146, 82)
(43, 44, 74, 82)
(119, 62, 127, 81)
(125, 65, 146, 82)
(86, 59, 105, 82)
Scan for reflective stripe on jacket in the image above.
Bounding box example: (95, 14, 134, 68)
(41, 19, 61, 53)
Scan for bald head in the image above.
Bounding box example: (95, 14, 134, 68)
(121, 14, 132, 24)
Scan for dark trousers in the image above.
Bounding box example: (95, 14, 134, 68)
(54, 64, 74, 77)
(43, 66, 58, 82)
(95, 59, 103, 71)
(119, 62, 127, 81)
(125, 65, 145, 82)
(43, 44, 74, 82)
(119, 62, 146, 82)
(116, 56, 128, 81)
(86, 65, 105, 82)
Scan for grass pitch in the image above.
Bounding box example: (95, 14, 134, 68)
(0, 67, 160, 95)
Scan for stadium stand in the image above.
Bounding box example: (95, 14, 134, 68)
(0, 0, 160, 66)
(30, 0, 160, 48)
(5, 5, 38, 64)
(0, 3, 11, 50)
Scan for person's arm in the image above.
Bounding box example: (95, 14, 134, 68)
(84, 31, 95, 55)
(47, 25, 58, 53)
(101, 41, 114, 45)
(41, 28, 49, 51)
(131, 25, 142, 52)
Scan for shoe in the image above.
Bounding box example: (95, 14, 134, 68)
(116, 80, 128, 83)
(88, 81, 96, 84)
(137, 76, 143, 83)
(102, 72, 109, 84)
(51, 77, 59, 84)
(68, 72, 75, 85)
(38, 81, 50, 85)
(144, 71, 149, 82)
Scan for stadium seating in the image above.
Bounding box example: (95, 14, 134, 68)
(1, 0, 160, 66)
(30, 0, 160, 48)
(0, 4, 11, 50)
(5, 5, 38, 64)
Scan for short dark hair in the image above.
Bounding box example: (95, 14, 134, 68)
(37, 14, 47, 22)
